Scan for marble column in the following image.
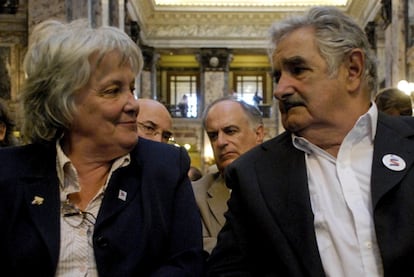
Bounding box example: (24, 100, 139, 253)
(383, 0, 406, 87)
(139, 46, 159, 99)
(196, 48, 233, 107)
(196, 48, 233, 169)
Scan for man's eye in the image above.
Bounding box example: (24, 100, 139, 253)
(143, 125, 156, 131)
(224, 128, 238, 135)
(290, 66, 306, 76)
(272, 71, 281, 84)
(207, 133, 218, 141)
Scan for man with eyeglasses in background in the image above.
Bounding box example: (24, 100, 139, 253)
(137, 98, 173, 143)
(137, 98, 205, 184)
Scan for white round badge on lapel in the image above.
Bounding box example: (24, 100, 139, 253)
(382, 154, 406, 171)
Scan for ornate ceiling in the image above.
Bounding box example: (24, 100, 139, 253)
(128, 0, 381, 53)
(152, 0, 348, 7)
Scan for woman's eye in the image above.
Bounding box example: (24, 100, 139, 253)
(102, 87, 120, 96)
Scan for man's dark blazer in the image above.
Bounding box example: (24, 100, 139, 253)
(207, 113, 414, 277)
(0, 137, 205, 277)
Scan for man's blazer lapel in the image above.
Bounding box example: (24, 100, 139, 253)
(255, 133, 324, 275)
(207, 176, 230, 227)
(371, 114, 414, 207)
(193, 173, 215, 235)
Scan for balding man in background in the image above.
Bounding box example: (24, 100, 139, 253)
(192, 96, 264, 254)
(137, 98, 204, 182)
(137, 98, 173, 143)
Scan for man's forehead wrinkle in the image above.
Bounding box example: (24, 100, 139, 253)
(273, 55, 297, 67)
(283, 56, 306, 65)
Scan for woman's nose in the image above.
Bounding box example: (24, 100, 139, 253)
(126, 94, 140, 117)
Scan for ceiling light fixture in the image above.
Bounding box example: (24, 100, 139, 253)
(154, 0, 348, 7)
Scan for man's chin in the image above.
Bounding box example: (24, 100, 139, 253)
(282, 118, 305, 133)
(219, 158, 236, 169)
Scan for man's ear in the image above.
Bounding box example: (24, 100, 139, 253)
(0, 122, 6, 141)
(255, 124, 265, 143)
(346, 48, 364, 92)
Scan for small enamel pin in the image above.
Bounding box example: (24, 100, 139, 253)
(382, 154, 406, 171)
(31, 196, 44, 205)
(118, 190, 127, 201)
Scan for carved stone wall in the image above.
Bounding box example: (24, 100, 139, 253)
(139, 71, 152, 98)
(0, 0, 27, 101)
(204, 72, 225, 106)
(28, 0, 66, 32)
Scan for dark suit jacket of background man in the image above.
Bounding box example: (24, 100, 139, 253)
(207, 112, 414, 277)
(0, 138, 205, 277)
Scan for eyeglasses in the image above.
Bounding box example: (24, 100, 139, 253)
(137, 121, 173, 142)
(61, 200, 96, 228)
